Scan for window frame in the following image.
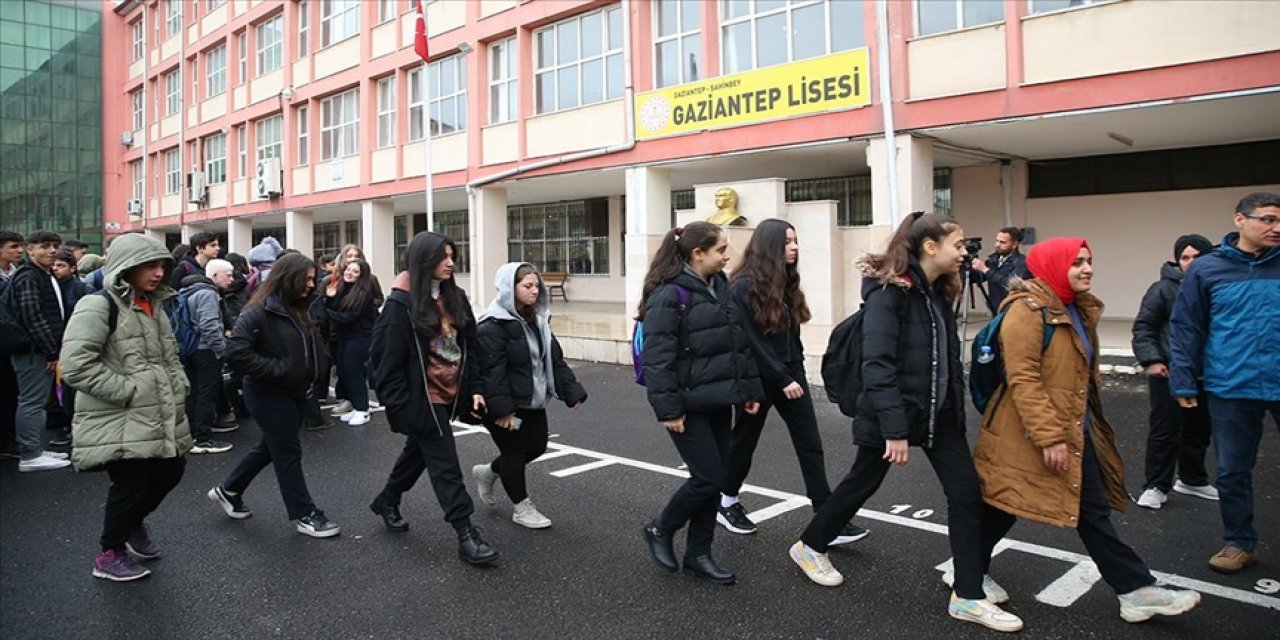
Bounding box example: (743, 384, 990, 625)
(205, 43, 227, 98)
(164, 68, 181, 115)
(256, 114, 283, 162)
(130, 89, 143, 130)
(204, 133, 227, 185)
(654, 0, 702, 88)
(166, 0, 182, 39)
(165, 148, 181, 195)
(719, 0, 861, 75)
(320, 89, 360, 161)
(913, 0, 1005, 37)
(533, 6, 625, 115)
(297, 105, 310, 165)
(376, 76, 396, 149)
(131, 160, 144, 200)
(1029, 0, 1110, 14)
(377, 0, 397, 24)
(488, 37, 518, 124)
(236, 124, 246, 178)
(507, 199, 611, 276)
(207, 0, 227, 10)
(298, 0, 310, 56)
(256, 14, 284, 76)
(320, 0, 361, 48)
(236, 31, 247, 85)
(131, 19, 144, 61)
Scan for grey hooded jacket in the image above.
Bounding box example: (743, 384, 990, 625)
(179, 274, 227, 359)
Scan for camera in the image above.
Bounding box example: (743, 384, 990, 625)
(964, 236, 984, 258)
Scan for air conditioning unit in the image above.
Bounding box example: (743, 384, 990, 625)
(255, 157, 283, 199)
(120, 131, 134, 147)
(187, 171, 207, 204)
(126, 199, 143, 216)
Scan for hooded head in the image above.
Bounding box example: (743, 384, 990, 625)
(1173, 234, 1214, 263)
(1026, 237, 1091, 306)
(103, 233, 175, 299)
(480, 262, 549, 324)
(247, 236, 283, 267)
(77, 253, 104, 275)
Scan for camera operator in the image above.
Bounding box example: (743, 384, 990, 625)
(970, 227, 1031, 314)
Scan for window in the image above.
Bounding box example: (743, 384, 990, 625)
(236, 32, 247, 85)
(413, 56, 466, 138)
(721, 0, 865, 74)
(204, 133, 226, 184)
(534, 7, 624, 114)
(314, 222, 342, 259)
(191, 59, 200, 101)
(205, 44, 227, 97)
(915, 0, 1004, 37)
(131, 161, 143, 200)
(377, 0, 397, 23)
(298, 0, 310, 56)
(297, 105, 310, 165)
(786, 175, 872, 226)
(489, 38, 518, 124)
(508, 199, 610, 275)
(165, 148, 181, 195)
(130, 89, 143, 130)
(236, 124, 246, 178)
(433, 210, 470, 273)
(320, 89, 359, 160)
(166, 0, 182, 39)
(1028, 140, 1280, 199)
(343, 220, 361, 247)
(321, 0, 360, 48)
(131, 19, 144, 61)
(256, 114, 283, 161)
(207, 0, 227, 10)
(257, 15, 283, 75)
(376, 77, 396, 148)
(655, 0, 701, 88)
(1030, 0, 1107, 12)
(164, 69, 181, 115)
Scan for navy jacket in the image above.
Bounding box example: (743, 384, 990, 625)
(1169, 233, 1280, 401)
(1131, 262, 1183, 367)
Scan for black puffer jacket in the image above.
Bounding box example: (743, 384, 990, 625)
(1131, 261, 1182, 367)
(642, 269, 763, 421)
(477, 318, 587, 418)
(324, 288, 379, 341)
(226, 296, 324, 398)
(220, 272, 248, 332)
(729, 275, 806, 389)
(855, 260, 965, 448)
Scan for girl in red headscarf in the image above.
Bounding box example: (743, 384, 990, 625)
(972, 237, 1200, 625)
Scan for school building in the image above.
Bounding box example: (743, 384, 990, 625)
(101, 0, 1280, 366)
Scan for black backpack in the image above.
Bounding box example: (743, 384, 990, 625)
(820, 306, 866, 418)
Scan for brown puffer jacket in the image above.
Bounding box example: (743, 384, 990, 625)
(973, 278, 1127, 529)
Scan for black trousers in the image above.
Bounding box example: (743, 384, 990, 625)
(222, 384, 316, 520)
(1143, 376, 1212, 491)
(982, 438, 1155, 595)
(657, 407, 732, 558)
(800, 418, 989, 601)
(183, 349, 221, 441)
(100, 457, 186, 551)
(336, 335, 372, 411)
(484, 408, 549, 504)
(379, 404, 475, 529)
(723, 371, 830, 510)
(0, 353, 16, 449)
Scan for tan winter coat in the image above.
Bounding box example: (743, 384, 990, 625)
(973, 278, 1128, 528)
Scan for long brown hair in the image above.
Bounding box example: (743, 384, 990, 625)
(865, 212, 962, 301)
(730, 218, 810, 334)
(247, 252, 316, 328)
(513, 263, 539, 324)
(635, 221, 722, 320)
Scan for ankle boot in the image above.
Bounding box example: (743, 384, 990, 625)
(457, 526, 500, 566)
(682, 554, 736, 585)
(369, 494, 409, 532)
(643, 520, 678, 573)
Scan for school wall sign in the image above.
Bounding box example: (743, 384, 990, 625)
(635, 49, 871, 141)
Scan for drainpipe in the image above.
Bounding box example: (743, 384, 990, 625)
(875, 0, 899, 227)
(1001, 160, 1014, 227)
(140, 3, 150, 234)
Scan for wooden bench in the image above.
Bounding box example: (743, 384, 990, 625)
(542, 271, 569, 302)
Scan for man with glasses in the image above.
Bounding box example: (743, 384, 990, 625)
(1170, 191, 1280, 574)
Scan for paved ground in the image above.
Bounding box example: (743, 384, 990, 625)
(2, 362, 1278, 639)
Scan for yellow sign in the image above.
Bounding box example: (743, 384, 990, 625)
(635, 49, 870, 141)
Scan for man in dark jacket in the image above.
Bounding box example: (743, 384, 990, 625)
(7, 230, 71, 471)
(1131, 234, 1216, 510)
(169, 232, 220, 291)
(0, 229, 22, 459)
(179, 264, 235, 455)
(971, 227, 1031, 314)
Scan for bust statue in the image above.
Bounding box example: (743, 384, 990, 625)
(707, 187, 747, 226)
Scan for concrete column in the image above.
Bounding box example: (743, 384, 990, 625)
(867, 134, 935, 227)
(226, 217, 252, 255)
(180, 224, 204, 244)
(361, 200, 395, 290)
(624, 166, 672, 322)
(285, 210, 314, 259)
(143, 227, 166, 245)
(468, 185, 508, 308)
(789, 201, 843, 325)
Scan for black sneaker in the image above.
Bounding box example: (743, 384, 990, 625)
(457, 526, 499, 565)
(48, 432, 72, 447)
(209, 421, 240, 434)
(191, 439, 233, 454)
(207, 486, 253, 519)
(829, 522, 871, 546)
(296, 509, 341, 538)
(304, 419, 333, 432)
(716, 503, 758, 534)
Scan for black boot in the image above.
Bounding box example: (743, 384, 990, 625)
(457, 526, 499, 565)
(643, 521, 678, 573)
(682, 554, 736, 585)
(369, 494, 409, 532)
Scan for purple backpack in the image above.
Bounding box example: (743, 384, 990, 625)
(631, 284, 690, 386)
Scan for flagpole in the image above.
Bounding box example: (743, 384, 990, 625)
(423, 68, 434, 231)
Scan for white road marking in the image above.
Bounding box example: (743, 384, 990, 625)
(529, 449, 580, 463)
(550, 459, 617, 477)
(746, 496, 812, 524)
(1036, 561, 1102, 607)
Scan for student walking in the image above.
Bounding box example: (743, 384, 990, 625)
(715, 219, 868, 546)
(60, 233, 192, 581)
(639, 222, 763, 586)
(473, 262, 588, 529)
(974, 237, 1200, 625)
(788, 213, 1022, 632)
(208, 253, 340, 539)
(1131, 234, 1217, 509)
(367, 232, 499, 566)
(323, 259, 379, 426)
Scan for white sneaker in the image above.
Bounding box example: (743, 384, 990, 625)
(472, 464, 498, 505)
(789, 540, 844, 587)
(345, 411, 370, 426)
(1118, 586, 1201, 623)
(1136, 488, 1167, 509)
(329, 400, 353, 416)
(949, 592, 1024, 632)
(1173, 480, 1219, 501)
(19, 454, 71, 472)
(942, 570, 1010, 604)
(368, 400, 381, 409)
(512, 498, 552, 529)
(44, 450, 69, 460)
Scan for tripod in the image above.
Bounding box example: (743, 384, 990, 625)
(956, 267, 989, 354)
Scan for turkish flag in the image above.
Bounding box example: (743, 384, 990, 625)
(414, 0, 429, 61)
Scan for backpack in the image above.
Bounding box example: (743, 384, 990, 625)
(0, 276, 32, 354)
(169, 289, 201, 359)
(820, 307, 866, 418)
(968, 306, 1053, 415)
(631, 284, 690, 386)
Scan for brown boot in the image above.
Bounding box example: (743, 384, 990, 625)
(1208, 544, 1258, 573)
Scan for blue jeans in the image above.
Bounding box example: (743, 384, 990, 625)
(1206, 394, 1280, 551)
(336, 335, 371, 412)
